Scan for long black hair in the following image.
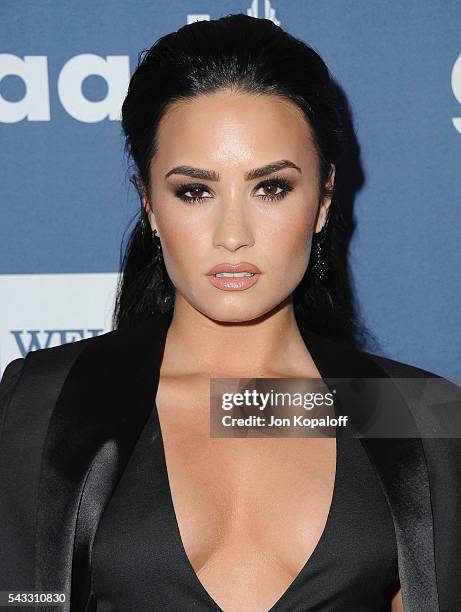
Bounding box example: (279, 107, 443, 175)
(113, 13, 372, 349)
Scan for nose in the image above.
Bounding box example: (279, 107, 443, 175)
(212, 200, 255, 252)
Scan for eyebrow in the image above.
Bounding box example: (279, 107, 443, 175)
(164, 159, 302, 181)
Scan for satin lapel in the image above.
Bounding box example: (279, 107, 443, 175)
(35, 310, 174, 612)
(300, 327, 439, 612)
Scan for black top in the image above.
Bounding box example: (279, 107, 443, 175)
(91, 404, 400, 611)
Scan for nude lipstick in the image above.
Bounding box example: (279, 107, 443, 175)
(206, 262, 262, 291)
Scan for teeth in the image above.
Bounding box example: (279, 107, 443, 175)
(215, 272, 255, 278)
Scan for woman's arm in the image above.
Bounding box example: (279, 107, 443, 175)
(392, 588, 404, 611)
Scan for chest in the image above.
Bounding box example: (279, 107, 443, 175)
(155, 376, 337, 609)
(91, 377, 400, 612)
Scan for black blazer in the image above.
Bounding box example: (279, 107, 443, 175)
(1, 309, 461, 612)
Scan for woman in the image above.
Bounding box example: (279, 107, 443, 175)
(1, 14, 460, 612)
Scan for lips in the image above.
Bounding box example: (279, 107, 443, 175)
(206, 262, 262, 276)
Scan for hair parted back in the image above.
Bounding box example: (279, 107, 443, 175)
(113, 13, 369, 348)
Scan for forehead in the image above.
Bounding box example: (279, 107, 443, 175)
(153, 90, 317, 170)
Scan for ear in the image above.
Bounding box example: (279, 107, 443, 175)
(140, 181, 159, 234)
(314, 164, 336, 234)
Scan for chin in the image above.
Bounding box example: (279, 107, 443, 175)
(195, 298, 280, 325)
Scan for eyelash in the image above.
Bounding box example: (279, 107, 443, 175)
(174, 177, 294, 205)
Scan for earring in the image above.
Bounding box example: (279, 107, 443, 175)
(140, 211, 150, 236)
(311, 220, 329, 281)
(152, 228, 162, 256)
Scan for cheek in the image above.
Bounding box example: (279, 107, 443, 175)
(279, 228, 312, 286)
(258, 210, 313, 270)
(157, 223, 203, 283)
(157, 226, 186, 268)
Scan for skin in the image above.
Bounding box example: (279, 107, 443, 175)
(142, 90, 403, 611)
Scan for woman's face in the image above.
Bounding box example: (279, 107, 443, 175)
(144, 90, 335, 322)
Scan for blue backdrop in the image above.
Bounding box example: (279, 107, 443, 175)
(0, 0, 460, 382)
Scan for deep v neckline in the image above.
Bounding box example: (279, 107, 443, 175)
(152, 401, 342, 612)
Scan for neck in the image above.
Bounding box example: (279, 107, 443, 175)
(159, 294, 320, 379)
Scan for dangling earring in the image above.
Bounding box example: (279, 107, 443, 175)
(140, 210, 151, 237)
(311, 218, 329, 281)
(152, 228, 163, 259)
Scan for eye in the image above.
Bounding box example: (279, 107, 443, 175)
(254, 177, 294, 202)
(175, 183, 213, 205)
(174, 176, 294, 205)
